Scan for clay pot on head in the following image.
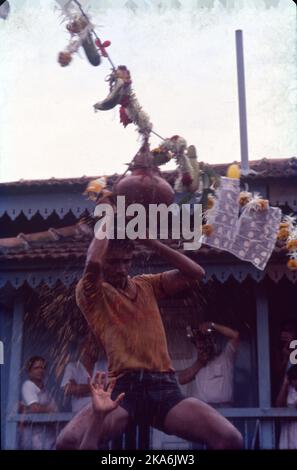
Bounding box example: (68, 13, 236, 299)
(113, 148, 174, 208)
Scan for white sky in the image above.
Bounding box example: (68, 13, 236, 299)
(0, 0, 296, 182)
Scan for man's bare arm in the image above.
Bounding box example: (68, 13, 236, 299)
(200, 322, 240, 348)
(178, 360, 205, 385)
(26, 403, 57, 413)
(84, 193, 115, 273)
(84, 238, 109, 272)
(142, 238, 205, 295)
(63, 381, 91, 398)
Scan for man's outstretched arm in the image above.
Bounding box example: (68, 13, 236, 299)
(142, 238, 205, 295)
(84, 194, 114, 272)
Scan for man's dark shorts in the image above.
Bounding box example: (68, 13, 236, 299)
(111, 370, 186, 428)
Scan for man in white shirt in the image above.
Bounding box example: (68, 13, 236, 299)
(61, 334, 107, 414)
(21, 356, 58, 450)
(178, 322, 240, 406)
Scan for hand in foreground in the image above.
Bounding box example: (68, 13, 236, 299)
(89, 372, 125, 416)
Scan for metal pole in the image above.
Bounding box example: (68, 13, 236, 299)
(255, 285, 275, 449)
(235, 30, 250, 175)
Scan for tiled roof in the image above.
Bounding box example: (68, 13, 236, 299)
(0, 157, 296, 191)
(214, 157, 297, 179)
(0, 223, 91, 261)
(0, 157, 295, 263)
(0, 221, 287, 263)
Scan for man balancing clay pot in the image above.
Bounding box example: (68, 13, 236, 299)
(56, 200, 242, 450)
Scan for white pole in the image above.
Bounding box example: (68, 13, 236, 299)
(235, 30, 250, 175)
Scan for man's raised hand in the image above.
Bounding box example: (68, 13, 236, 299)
(89, 372, 125, 416)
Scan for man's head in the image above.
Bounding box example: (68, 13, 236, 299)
(102, 239, 135, 289)
(287, 364, 297, 391)
(26, 356, 46, 383)
(192, 330, 217, 365)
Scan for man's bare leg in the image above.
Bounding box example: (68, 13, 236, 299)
(56, 373, 129, 450)
(162, 397, 243, 450)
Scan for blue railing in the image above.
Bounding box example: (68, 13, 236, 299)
(6, 408, 297, 450)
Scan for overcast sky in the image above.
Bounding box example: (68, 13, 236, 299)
(0, 0, 296, 182)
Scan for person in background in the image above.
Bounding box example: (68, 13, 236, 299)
(273, 320, 297, 403)
(61, 333, 107, 414)
(178, 322, 240, 406)
(20, 356, 58, 450)
(276, 364, 297, 449)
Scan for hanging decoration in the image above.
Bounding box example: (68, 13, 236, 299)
(54, 2, 293, 272)
(55, 1, 212, 195)
(226, 163, 241, 179)
(94, 66, 153, 140)
(239, 191, 252, 207)
(83, 176, 108, 202)
(203, 177, 282, 271)
(56, 0, 102, 67)
(277, 215, 297, 271)
(151, 137, 200, 193)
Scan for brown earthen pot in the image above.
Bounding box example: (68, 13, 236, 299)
(113, 149, 174, 208)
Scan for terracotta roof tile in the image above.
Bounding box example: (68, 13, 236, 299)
(214, 157, 297, 179)
(0, 222, 288, 263)
(0, 158, 296, 191)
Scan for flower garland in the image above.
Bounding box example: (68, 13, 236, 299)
(56, 2, 296, 274)
(151, 136, 201, 193)
(93, 65, 153, 140)
(277, 215, 297, 270)
(56, 1, 97, 67)
(243, 193, 269, 212)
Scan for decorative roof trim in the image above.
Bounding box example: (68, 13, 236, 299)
(1, 264, 296, 290)
(0, 193, 94, 220)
